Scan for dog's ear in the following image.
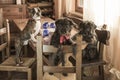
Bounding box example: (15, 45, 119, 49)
(28, 8, 35, 18)
(55, 19, 62, 30)
(36, 7, 42, 17)
(78, 21, 85, 31)
(67, 18, 78, 29)
(86, 21, 97, 29)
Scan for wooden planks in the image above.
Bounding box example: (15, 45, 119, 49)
(0, 43, 7, 51)
(1, 56, 35, 67)
(28, 2, 53, 9)
(76, 36, 82, 80)
(37, 36, 43, 80)
(0, 8, 3, 28)
(13, 19, 28, 31)
(37, 35, 82, 80)
(0, 27, 6, 36)
(43, 66, 76, 73)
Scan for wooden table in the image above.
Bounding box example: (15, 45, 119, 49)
(29, 17, 55, 60)
(13, 17, 55, 31)
(13, 19, 28, 31)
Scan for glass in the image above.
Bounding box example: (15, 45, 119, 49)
(43, 29, 49, 37)
(42, 22, 56, 29)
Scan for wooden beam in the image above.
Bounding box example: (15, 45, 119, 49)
(27, 2, 53, 9)
(0, 43, 7, 51)
(37, 36, 43, 80)
(0, 28, 6, 36)
(43, 66, 75, 73)
(76, 35, 82, 80)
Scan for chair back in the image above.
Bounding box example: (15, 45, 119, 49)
(36, 35, 82, 80)
(0, 19, 10, 60)
(95, 29, 110, 60)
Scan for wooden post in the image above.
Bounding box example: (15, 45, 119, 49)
(37, 36, 43, 80)
(0, 8, 3, 28)
(28, 69, 32, 80)
(6, 19, 10, 58)
(76, 35, 82, 80)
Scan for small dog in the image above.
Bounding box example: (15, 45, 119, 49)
(69, 21, 99, 67)
(50, 18, 77, 76)
(15, 7, 41, 66)
(72, 21, 98, 60)
(72, 21, 97, 43)
(50, 18, 77, 47)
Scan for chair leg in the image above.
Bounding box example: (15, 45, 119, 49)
(82, 67, 84, 79)
(7, 72, 12, 80)
(2, 51, 5, 61)
(28, 69, 32, 80)
(99, 65, 104, 80)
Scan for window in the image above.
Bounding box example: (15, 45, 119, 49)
(75, 0, 83, 13)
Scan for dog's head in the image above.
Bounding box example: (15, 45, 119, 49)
(55, 18, 77, 36)
(28, 7, 41, 20)
(78, 21, 97, 43)
(50, 18, 77, 47)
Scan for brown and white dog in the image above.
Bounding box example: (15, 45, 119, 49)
(15, 7, 41, 66)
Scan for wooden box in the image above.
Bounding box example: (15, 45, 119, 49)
(0, 5, 27, 19)
(0, 0, 15, 4)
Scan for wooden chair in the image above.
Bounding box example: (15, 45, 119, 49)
(0, 8, 9, 61)
(0, 19, 36, 80)
(36, 35, 83, 80)
(69, 29, 110, 80)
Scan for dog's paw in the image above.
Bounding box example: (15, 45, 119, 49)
(31, 34, 37, 42)
(49, 73, 54, 75)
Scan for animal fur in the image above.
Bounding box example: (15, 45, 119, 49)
(51, 20, 98, 65)
(50, 18, 77, 47)
(15, 7, 41, 66)
(72, 21, 98, 60)
(49, 18, 78, 76)
(72, 21, 97, 43)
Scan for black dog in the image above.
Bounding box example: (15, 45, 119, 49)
(51, 19, 98, 64)
(72, 21, 98, 59)
(69, 21, 99, 67)
(50, 18, 77, 47)
(72, 21, 97, 43)
(50, 18, 77, 76)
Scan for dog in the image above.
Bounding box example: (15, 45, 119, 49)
(49, 18, 77, 76)
(69, 21, 99, 66)
(51, 19, 98, 64)
(15, 7, 41, 66)
(71, 20, 98, 60)
(50, 18, 77, 47)
(72, 21, 97, 43)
